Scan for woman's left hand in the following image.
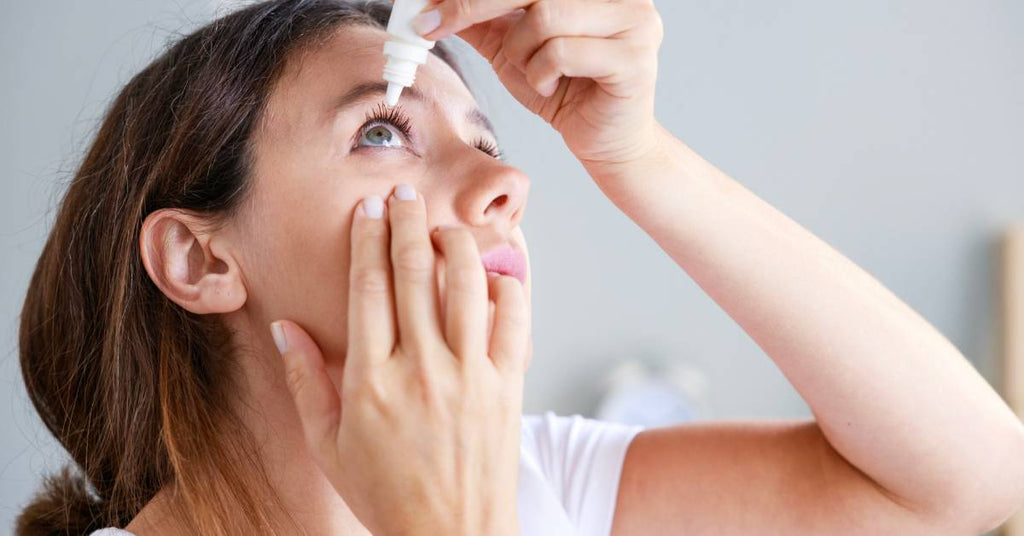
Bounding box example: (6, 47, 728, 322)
(415, 0, 665, 177)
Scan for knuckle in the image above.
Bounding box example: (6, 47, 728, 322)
(346, 371, 387, 406)
(390, 199, 425, 222)
(626, 38, 645, 58)
(357, 219, 388, 241)
(640, 5, 665, 45)
(649, 12, 665, 45)
(546, 37, 568, 64)
(529, 0, 556, 36)
(364, 380, 389, 413)
(350, 370, 385, 399)
(350, 268, 390, 295)
(392, 244, 434, 276)
(412, 361, 443, 406)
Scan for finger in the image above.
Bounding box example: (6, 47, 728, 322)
(417, 0, 536, 42)
(455, 11, 524, 63)
(431, 226, 488, 363)
(486, 296, 496, 344)
(455, 15, 548, 107)
(347, 195, 396, 372)
(502, 0, 640, 73)
(388, 184, 445, 353)
(524, 36, 646, 97)
(486, 274, 530, 373)
(272, 320, 341, 468)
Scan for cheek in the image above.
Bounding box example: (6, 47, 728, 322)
(283, 212, 354, 362)
(244, 184, 358, 364)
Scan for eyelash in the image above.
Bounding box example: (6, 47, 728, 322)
(360, 103, 504, 160)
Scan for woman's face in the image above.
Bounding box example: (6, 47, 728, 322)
(231, 25, 531, 370)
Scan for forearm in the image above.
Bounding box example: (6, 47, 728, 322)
(585, 123, 1024, 524)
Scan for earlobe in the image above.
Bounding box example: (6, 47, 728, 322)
(139, 209, 247, 315)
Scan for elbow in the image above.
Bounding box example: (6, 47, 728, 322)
(953, 421, 1024, 534)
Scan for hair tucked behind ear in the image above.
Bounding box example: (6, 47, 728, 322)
(16, 1, 467, 534)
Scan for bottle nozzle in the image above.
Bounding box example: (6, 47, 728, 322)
(383, 0, 435, 107)
(386, 83, 404, 107)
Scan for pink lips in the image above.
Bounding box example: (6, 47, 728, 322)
(480, 245, 527, 285)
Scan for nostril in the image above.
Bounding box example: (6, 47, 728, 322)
(489, 194, 508, 210)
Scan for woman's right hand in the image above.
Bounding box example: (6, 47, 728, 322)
(270, 183, 529, 536)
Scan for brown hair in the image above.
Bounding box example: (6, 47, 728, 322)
(16, 1, 467, 534)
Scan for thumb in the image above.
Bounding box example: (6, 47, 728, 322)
(271, 320, 341, 464)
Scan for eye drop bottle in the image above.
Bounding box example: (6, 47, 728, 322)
(383, 0, 436, 106)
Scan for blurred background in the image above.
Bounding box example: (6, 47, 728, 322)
(2, 0, 1022, 532)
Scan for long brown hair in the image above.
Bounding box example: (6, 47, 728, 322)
(16, 1, 467, 534)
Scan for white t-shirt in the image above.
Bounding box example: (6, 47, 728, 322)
(89, 411, 645, 536)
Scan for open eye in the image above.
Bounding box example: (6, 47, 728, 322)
(354, 103, 413, 151)
(352, 102, 503, 159)
(358, 123, 404, 149)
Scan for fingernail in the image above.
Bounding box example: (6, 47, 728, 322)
(270, 322, 287, 354)
(412, 8, 441, 36)
(487, 271, 502, 279)
(395, 183, 417, 201)
(362, 195, 384, 219)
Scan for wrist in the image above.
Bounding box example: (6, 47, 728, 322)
(582, 122, 682, 206)
(581, 120, 675, 180)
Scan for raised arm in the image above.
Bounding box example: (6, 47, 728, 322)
(587, 124, 1024, 535)
(409, 0, 1024, 528)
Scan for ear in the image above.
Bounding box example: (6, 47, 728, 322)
(139, 208, 247, 315)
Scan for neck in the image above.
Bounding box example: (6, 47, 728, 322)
(127, 314, 366, 535)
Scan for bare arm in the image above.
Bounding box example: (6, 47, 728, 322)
(587, 124, 1024, 534)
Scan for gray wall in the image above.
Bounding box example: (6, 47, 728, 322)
(2, 0, 1021, 531)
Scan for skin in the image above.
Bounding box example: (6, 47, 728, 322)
(133, 0, 1024, 534)
(136, 26, 530, 535)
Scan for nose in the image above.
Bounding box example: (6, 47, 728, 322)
(454, 158, 530, 231)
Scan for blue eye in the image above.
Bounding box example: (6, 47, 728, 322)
(353, 102, 503, 160)
(358, 123, 404, 149)
(356, 103, 413, 151)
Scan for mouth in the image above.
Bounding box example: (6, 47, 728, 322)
(480, 245, 527, 285)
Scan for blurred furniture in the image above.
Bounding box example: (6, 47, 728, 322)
(1001, 227, 1024, 536)
(593, 359, 710, 427)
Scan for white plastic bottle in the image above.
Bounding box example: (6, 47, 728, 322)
(382, 0, 437, 106)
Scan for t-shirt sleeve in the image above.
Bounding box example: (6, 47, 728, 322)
(89, 529, 134, 536)
(521, 411, 646, 536)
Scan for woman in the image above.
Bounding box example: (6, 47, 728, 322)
(16, 0, 1024, 535)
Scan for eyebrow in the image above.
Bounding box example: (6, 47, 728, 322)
(333, 81, 497, 138)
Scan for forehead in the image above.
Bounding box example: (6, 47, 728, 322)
(263, 25, 478, 130)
